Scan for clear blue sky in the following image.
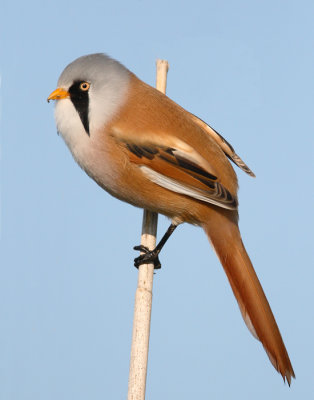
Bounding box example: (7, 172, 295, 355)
(1, 0, 313, 398)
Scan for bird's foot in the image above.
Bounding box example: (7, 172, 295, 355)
(133, 245, 161, 269)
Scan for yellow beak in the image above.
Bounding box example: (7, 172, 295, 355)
(47, 88, 70, 102)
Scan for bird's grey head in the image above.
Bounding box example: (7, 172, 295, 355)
(54, 53, 131, 137)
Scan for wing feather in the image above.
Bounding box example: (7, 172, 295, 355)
(188, 113, 256, 177)
(119, 137, 238, 210)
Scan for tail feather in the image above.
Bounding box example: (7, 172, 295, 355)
(203, 217, 295, 384)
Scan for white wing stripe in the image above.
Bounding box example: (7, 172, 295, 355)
(140, 166, 235, 210)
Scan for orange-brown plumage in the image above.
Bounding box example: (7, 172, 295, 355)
(203, 213, 295, 385)
(48, 53, 295, 384)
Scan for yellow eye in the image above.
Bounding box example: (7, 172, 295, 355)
(80, 82, 90, 91)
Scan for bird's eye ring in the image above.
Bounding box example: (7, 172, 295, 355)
(80, 82, 90, 91)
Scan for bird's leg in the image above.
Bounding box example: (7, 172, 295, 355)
(134, 223, 178, 269)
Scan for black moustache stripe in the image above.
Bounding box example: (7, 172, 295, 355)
(68, 81, 90, 136)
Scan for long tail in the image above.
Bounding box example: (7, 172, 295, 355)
(203, 214, 295, 384)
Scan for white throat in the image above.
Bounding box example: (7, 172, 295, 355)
(52, 53, 132, 189)
(54, 71, 130, 172)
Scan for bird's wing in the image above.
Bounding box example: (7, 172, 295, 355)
(188, 113, 255, 177)
(112, 128, 238, 210)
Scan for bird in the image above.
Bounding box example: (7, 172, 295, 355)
(48, 53, 295, 384)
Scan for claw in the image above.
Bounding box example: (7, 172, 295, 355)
(132, 223, 178, 271)
(133, 245, 162, 269)
(133, 245, 150, 254)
